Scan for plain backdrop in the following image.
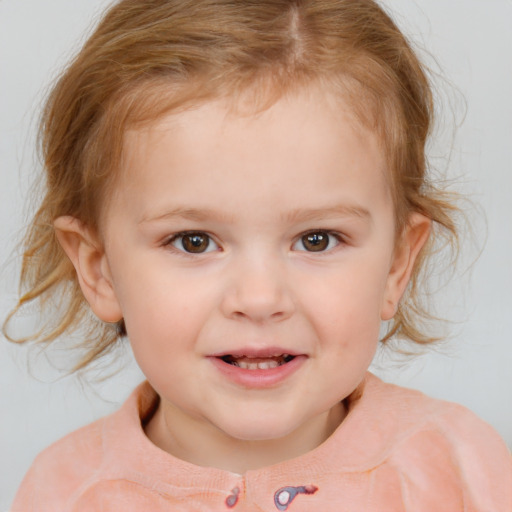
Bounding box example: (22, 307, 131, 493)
(1, 0, 511, 508)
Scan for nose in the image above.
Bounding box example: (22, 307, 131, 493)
(220, 256, 295, 323)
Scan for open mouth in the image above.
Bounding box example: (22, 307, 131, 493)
(220, 354, 296, 370)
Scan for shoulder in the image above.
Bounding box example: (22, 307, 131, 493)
(365, 373, 510, 451)
(11, 382, 153, 512)
(11, 415, 106, 511)
(363, 374, 512, 509)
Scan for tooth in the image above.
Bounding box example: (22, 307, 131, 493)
(258, 361, 279, 369)
(233, 358, 284, 370)
(238, 361, 260, 370)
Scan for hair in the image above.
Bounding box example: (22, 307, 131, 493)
(4, 0, 459, 371)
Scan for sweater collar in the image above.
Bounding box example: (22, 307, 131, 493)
(101, 372, 398, 491)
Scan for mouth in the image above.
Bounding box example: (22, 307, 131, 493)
(219, 354, 296, 370)
(209, 349, 306, 387)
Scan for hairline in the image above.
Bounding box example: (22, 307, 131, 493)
(94, 72, 404, 238)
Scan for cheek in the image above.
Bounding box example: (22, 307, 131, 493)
(117, 265, 221, 354)
(123, 294, 202, 391)
(298, 259, 390, 323)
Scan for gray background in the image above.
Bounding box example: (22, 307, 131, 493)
(1, 0, 511, 508)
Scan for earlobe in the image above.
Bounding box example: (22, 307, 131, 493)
(381, 213, 431, 321)
(54, 216, 123, 323)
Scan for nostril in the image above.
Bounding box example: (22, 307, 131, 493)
(220, 280, 295, 322)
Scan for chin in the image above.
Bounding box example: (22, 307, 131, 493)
(217, 415, 302, 443)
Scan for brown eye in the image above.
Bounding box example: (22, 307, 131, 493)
(171, 232, 217, 253)
(182, 233, 209, 253)
(294, 231, 340, 252)
(301, 232, 329, 251)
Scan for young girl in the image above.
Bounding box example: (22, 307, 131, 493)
(6, 0, 511, 510)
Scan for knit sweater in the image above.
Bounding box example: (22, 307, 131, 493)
(12, 373, 512, 511)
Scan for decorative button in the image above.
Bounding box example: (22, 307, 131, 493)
(274, 485, 318, 510)
(226, 486, 240, 508)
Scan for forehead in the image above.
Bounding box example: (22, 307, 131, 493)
(101, 77, 397, 208)
(121, 84, 387, 175)
(105, 86, 393, 233)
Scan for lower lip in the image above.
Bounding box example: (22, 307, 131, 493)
(208, 355, 306, 389)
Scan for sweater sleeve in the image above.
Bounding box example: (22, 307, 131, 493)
(391, 402, 512, 512)
(11, 422, 104, 512)
(441, 403, 512, 511)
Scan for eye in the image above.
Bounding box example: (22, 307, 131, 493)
(169, 232, 219, 254)
(292, 231, 341, 252)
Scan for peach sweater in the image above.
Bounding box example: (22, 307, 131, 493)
(12, 373, 512, 511)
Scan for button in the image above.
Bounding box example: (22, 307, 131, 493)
(226, 486, 240, 508)
(274, 485, 318, 510)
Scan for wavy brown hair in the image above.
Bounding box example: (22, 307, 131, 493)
(4, 0, 458, 370)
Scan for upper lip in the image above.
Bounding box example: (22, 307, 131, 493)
(209, 347, 304, 358)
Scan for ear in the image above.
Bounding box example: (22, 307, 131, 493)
(381, 213, 431, 321)
(54, 216, 123, 324)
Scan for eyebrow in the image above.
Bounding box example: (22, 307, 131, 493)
(139, 207, 235, 224)
(283, 204, 372, 224)
(139, 204, 371, 225)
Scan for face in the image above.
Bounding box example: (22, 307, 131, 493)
(94, 87, 412, 446)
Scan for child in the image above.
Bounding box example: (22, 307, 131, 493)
(6, 0, 511, 510)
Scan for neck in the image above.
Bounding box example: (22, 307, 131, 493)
(144, 400, 346, 474)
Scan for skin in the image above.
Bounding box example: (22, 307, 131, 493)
(55, 86, 430, 474)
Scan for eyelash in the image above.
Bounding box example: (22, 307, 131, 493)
(164, 231, 220, 255)
(292, 230, 345, 253)
(164, 229, 346, 255)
